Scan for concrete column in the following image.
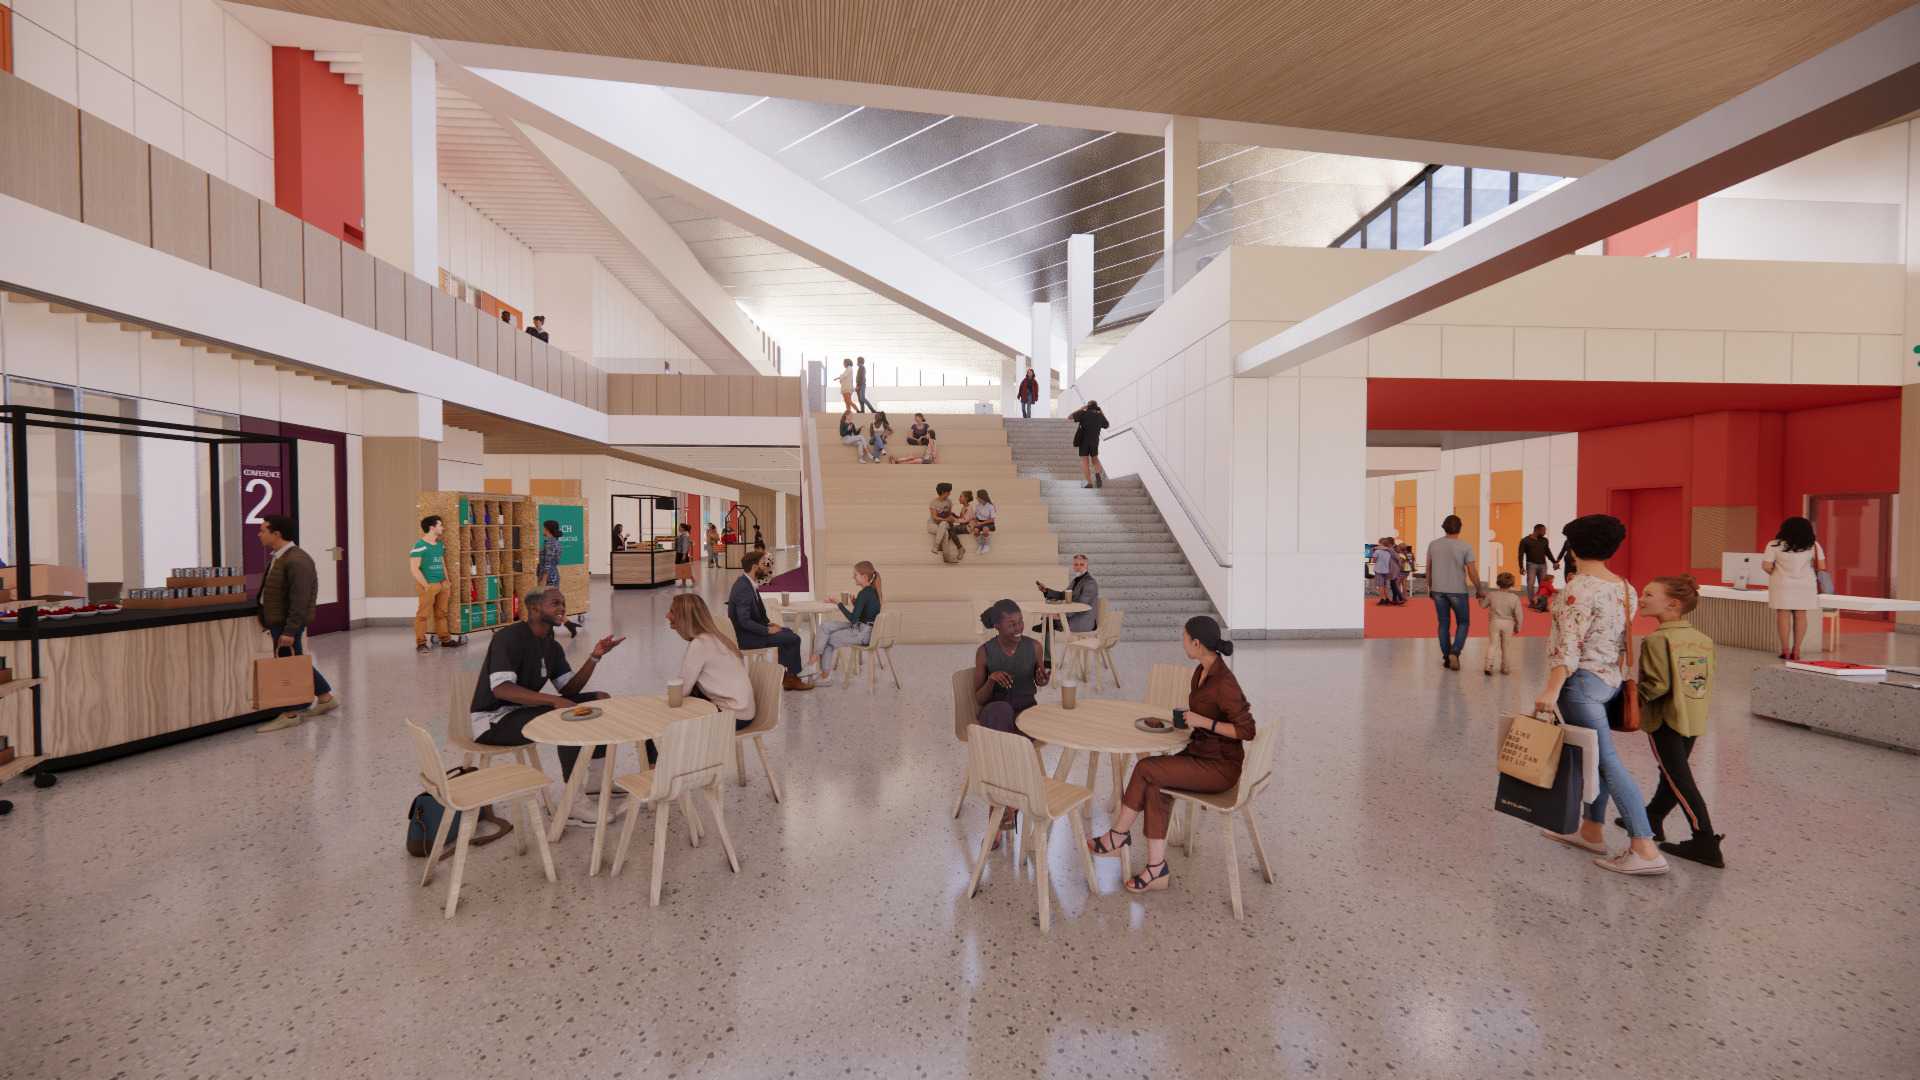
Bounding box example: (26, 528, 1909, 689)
(1030, 302, 1055, 419)
(1066, 233, 1094, 385)
(1000, 353, 1018, 417)
(361, 36, 438, 281)
(1164, 117, 1199, 262)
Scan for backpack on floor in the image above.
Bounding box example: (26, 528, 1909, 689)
(939, 528, 965, 564)
(405, 766, 475, 856)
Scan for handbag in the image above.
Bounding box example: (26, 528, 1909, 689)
(253, 645, 314, 711)
(405, 766, 475, 857)
(1607, 578, 1641, 732)
(1497, 707, 1565, 788)
(1495, 742, 1586, 833)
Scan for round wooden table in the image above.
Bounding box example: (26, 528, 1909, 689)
(524, 694, 718, 875)
(1018, 698, 1187, 882)
(778, 600, 842, 656)
(1025, 600, 1090, 660)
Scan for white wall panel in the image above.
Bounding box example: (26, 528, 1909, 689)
(76, 50, 133, 132)
(137, 399, 197, 586)
(1584, 328, 1655, 380)
(1296, 338, 1361, 378)
(1265, 555, 1357, 631)
(226, 136, 272, 202)
(238, 361, 279, 419)
(346, 434, 366, 619)
(1367, 324, 1441, 377)
(133, 84, 185, 158)
(1229, 379, 1268, 628)
(131, 0, 183, 101)
(222, 11, 272, 157)
(13, 0, 77, 40)
(138, 337, 194, 405)
(178, 0, 226, 129)
(1723, 331, 1792, 383)
(74, 0, 132, 75)
(182, 112, 225, 179)
(1521, 436, 1551, 535)
(1514, 326, 1584, 380)
(1440, 325, 1514, 379)
(193, 349, 240, 413)
(1263, 376, 1300, 556)
(75, 317, 140, 395)
(1204, 325, 1230, 386)
(1859, 335, 1901, 385)
(1790, 333, 1859, 384)
(1184, 392, 1204, 531)
(1203, 378, 1231, 545)
(3, 302, 81, 384)
(1654, 330, 1725, 382)
(13, 14, 80, 104)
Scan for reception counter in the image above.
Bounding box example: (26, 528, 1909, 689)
(611, 547, 677, 589)
(0, 604, 275, 767)
(1695, 586, 1920, 656)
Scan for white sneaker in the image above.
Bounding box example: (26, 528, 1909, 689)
(1594, 850, 1669, 876)
(1542, 829, 1610, 855)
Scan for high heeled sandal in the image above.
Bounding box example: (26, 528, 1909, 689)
(1088, 828, 1131, 857)
(1125, 860, 1170, 893)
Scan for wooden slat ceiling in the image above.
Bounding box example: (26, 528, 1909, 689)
(443, 404, 793, 493)
(240, 1, 1911, 159)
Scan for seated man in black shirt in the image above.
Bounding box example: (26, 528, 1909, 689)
(472, 587, 626, 819)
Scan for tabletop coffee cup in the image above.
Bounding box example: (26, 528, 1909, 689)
(781, 592, 791, 606)
(1060, 680, 1078, 710)
(1171, 707, 1187, 729)
(666, 679, 685, 708)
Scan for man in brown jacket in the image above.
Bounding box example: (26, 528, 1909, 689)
(255, 514, 340, 732)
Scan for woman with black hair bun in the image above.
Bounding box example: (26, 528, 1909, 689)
(1089, 615, 1255, 894)
(1762, 515, 1825, 660)
(972, 598, 1050, 848)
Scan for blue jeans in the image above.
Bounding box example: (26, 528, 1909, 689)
(266, 624, 332, 697)
(1431, 592, 1471, 655)
(816, 619, 871, 674)
(1558, 669, 1652, 838)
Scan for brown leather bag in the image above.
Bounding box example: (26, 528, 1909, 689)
(1607, 577, 1641, 732)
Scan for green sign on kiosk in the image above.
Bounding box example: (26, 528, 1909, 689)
(537, 503, 587, 568)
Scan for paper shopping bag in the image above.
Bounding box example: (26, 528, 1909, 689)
(675, 560, 695, 582)
(253, 650, 313, 711)
(1495, 743, 1585, 833)
(1496, 709, 1564, 788)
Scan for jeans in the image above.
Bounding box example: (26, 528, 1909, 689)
(266, 625, 332, 697)
(857, 388, 874, 413)
(1558, 669, 1652, 838)
(1020, 400, 1032, 418)
(817, 619, 871, 674)
(1431, 592, 1471, 656)
(1524, 561, 1550, 598)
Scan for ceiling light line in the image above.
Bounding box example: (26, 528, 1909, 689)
(819, 115, 954, 181)
(1024, 248, 1166, 295)
(945, 172, 1163, 255)
(925, 145, 1163, 241)
(778, 106, 865, 154)
(894, 130, 1115, 224)
(728, 96, 770, 121)
(861, 123, 1038, 204)
(986, 228, 1164, 283)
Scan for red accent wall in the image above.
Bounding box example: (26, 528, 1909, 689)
(683, 494, 700, 558)
(1, 5, 15, 74)
(272, 48, 364, 247)
(1576, 400, 1898, 583)
(1604, 202, 1697, 257)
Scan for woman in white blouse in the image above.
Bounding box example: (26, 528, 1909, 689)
(1531, 515, 1667, 877)
(666, 593, 755, 730)
(1762, 516, 1826, 661)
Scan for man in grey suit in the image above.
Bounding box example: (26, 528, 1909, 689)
(1034, 553, 1099, 634)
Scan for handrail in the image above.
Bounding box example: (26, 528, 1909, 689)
(1102, 423, 1231, 568)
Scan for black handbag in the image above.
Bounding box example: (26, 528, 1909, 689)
(405, 766, 475, 857)
(1494, 743, 1585, 834)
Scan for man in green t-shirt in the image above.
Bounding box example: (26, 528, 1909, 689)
(410, 515, 462, 652)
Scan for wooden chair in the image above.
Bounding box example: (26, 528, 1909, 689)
(963, 726, 1098, 933)
(444, 670, 551, 811)
(716, 617, 778, 667)
(951, 668, 977, 818)
(833, 609, 903, 690)
(1164, 724, 1280, 919)
(1062, 601, 1123, 690)
(404, 719, 557, 919)
(1099, 662, 1193, 816)
(610, 711, 742, 906)
(734, 659, 786, 802)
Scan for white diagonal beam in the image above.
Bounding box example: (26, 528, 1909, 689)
(1238, 5, 1920, 379)
(454, 66, 1030, 357)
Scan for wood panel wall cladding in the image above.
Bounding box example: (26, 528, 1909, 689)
(607, 375, 801, 416)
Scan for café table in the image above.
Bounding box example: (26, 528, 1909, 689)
(524, 694, 718, 875)
(777, 599, 842, 656)
(1024, 600, 1090, 665)
(1018, 697, 1187, 882)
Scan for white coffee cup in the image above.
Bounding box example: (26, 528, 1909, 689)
(666, 679, 685, 708)
(1061, 679, 1078, 710)
(781, 592, 791, 606)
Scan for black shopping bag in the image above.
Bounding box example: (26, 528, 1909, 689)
(1494, 743, 1584, 833)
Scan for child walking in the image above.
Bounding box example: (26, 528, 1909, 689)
(1630, 575, 1724, 868)
(1480, 571, 1524, 674)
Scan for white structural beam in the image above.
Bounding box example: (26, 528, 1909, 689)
(361, 36, 438, 280)
(1164, 117, 1198, 258)
(1031, 303, 1055, 419)
(430, 37, 1602, 176)
(515, 124, 768, 370)
(456, 67, 1030, 358)
(1239, 6, 1920, 379)
(1066, 233, 1093, 385)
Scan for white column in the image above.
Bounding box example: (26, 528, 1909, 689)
(1000, 353, 1019, 417)
(1164, 117, 1198, 261)
(361, 36, 438, 281)
(1066, 233, 1094, 386)
(1030, 302, 1055, 419)
(775, 492, 789, 549)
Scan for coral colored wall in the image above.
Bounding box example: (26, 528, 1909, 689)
(1577, 400, 1898, 582)
(1604, 202, 1697, 257)
(1, 5, 14, 75)
(272, 48, 364, 246)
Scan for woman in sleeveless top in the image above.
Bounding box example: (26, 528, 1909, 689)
(973, 598, 1051, 846)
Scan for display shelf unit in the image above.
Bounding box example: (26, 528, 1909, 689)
(417, 491, 539, 636)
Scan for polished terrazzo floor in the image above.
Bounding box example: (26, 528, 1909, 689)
(3, 573, 1917, 1079)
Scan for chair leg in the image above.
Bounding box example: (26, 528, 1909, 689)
(1222, 809, 1244, 919)
(526, 796, 558, 882)
(444, 810, 479, 919)
(703, 784, 741, 873)
(649, 799, 672, 907)
(885, 647, 901, 690)
(967, 805, 1006, 898)
(951, 761, 971, 819)
(1183, 803, 1198, 858)
(1082, 751, 1099, 824)
(1105, 646, 1122, 688)
(754, 735, 783, 803)
(420, 802, 454, 887)
(610, 794, 644, 877)
(682, 792, 703, 848)
(519, 747, 554, 815)
(514, 796, 530, 856)
(735, 736, 748, 786)
(1243, 805, 1276, 884)
(1066, 808, 1099, 895)
(1109, 754, 1128, 814)
(1034, 827, 1052, 933)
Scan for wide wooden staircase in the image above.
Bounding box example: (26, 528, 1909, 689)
(811, 412, 1070, 643)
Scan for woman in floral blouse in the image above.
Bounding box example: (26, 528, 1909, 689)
(1531, 514, 1667, 877)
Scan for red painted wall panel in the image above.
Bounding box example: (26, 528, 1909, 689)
(1604, 202, 1697, 257)
(1, 5, 14, 75)
(273, 48, 363, 247)
(1780, 399, 1900, 511)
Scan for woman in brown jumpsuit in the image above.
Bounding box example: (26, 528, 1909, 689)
(1088, 615, 1254, 893)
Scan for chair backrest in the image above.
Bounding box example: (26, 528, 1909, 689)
(966, 724, 1050, 816)
(1234, 723, 1279, 805)
(715, 615, 740, 645)
(743, 658, 784, 735)
(951, 667, 976, 742)
(446, 669, 484, 751)
(404, 719, 450, 801)
(869, 609, 903, 649)
(1145, 663, 1190, 710)
(1095, 603, 1124, 649)
(653, 712, 735, 800)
